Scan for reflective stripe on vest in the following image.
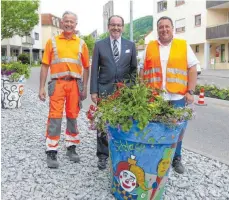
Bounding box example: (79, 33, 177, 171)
(167, 78, 187, 85)
(167, 68, 187, 76)
(51, 71, 81, 79)
(149, 77, 161, 83)
(50, 36, 84, 66)
(144, 67, 160, 76)
(51, 58, 81, 65)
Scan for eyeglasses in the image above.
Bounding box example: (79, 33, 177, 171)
(109, 24, 123, 28)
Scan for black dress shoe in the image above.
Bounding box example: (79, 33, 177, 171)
(98, 158, 107, 170)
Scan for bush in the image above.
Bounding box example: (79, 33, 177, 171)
(1, 62, 31, 81)
(195, 84, 229, 101)
(18, 53, 30, 64)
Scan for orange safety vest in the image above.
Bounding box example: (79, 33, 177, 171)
(50, 36, 85, 79)
(143, 39, 188, 95)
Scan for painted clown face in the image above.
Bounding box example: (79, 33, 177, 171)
(119, 170, 137, 192)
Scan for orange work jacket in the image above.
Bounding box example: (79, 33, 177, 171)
(42, 33, 89, 79)
(143, 39, 188, 95)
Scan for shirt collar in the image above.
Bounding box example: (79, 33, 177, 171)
(157, 38, 173, 47)
(59, 32, 77, 40)
(110, 36, 121, 44)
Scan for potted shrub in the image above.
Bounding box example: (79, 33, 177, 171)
(89, 82, 193, 200)
(1, 62, 31, 108)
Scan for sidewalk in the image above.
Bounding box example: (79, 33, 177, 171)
(1, 88, 229, 200)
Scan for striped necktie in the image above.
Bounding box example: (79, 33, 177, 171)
(113, 40, 119, 64)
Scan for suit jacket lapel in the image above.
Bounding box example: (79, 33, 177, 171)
(119, 38, 126, 64)
(104, 37, 117, 65)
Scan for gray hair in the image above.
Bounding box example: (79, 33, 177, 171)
(62, 11, 78, 20)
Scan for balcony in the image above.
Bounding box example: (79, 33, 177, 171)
(206, 1, 229, 9)
(206, 23, 229, 39)
(22, 36, 35, 45)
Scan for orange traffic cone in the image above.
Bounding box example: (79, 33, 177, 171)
(195, 88, 207, 106)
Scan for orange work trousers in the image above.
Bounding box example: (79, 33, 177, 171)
(46, 79, 80, 151)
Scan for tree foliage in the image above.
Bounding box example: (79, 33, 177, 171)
(98, 16, 153, 43)
(99, 32, 109, 40)
(123, 16, 153, 43)
(81, 35, 95, 56)
(1, 0, 39, 40)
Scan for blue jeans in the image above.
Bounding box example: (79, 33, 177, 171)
(169, 98, 187, 160)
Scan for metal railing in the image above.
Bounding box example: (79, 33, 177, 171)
(206, 23, 229, 39)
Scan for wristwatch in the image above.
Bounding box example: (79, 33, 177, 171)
(187, 90, 194, 95)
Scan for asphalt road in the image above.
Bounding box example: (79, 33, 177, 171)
(28, 67, 229, 165)
(198, 69, 229, 89)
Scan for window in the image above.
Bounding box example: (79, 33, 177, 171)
(175, 18, 185, 33)
(175, 0, 185, 6)
(221, 44, 225, 62)
(56, 19, 59, 27)
(195, 45, 199, 53)
(157, 1, 167, 12)
(35, 32, 39, 40)
(52, 17, 56, 26)
(195, 14, 201, 26)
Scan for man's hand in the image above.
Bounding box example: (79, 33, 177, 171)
(81, 88, 87, 101)
(185, 93, 194, 104)
(91, 93, 98, 104)
(39, 87, 46, 101)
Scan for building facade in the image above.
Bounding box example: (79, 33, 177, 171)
(1, 7, 42, 63)
(153, 0, 229, 69)
(103, 0, 114, 33)
(41, 14, 62, 50)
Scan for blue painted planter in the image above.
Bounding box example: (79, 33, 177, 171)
(107, 121, 187, 200)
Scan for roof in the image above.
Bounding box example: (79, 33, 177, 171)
(41, 13, 62, 28)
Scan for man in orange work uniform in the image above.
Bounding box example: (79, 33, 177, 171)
(39, 11, 90, 168)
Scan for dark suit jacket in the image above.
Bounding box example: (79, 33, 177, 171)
(90, 37, 137, 97)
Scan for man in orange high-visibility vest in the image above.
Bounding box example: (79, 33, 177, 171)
(39, 11, 90, 168)
(139, 16, 198, 174)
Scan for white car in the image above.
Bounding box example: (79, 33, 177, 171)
(196, 64, 201, 75)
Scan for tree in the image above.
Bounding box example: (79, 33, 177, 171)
(1, 0, 39, 40)
(99, 32, 109, 40)
(137, 38, 145, 46)
(81, 35, 95, 56)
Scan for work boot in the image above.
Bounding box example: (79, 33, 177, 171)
(66, 145, 80, 162)
(172, 157, 185, 174)
(98, 158, 107, 170)
(46, 150, 59, 168)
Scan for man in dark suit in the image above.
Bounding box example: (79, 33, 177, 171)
(90, 15, 137, 170)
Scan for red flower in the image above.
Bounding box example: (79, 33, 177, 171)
(90, 105, 96, 111)
(110, 90, 121, 100)
(152, 91, 159, 96)
(149, 97, 155, 103)
(116, 82, 125, 89)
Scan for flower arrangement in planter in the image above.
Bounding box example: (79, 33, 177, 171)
(1, 62, 31, 82)
(92, 82, 193, 132)
(1, 62, 31, 109)
(88, 82, 194, 200)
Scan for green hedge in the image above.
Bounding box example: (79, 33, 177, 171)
(195, 84, 229, 101)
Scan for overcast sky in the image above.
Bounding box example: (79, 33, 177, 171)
(40, 0, 154, 35)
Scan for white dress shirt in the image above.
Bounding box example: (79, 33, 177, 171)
(139, 39, 199, 100)
(110, 36, 121, 57)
